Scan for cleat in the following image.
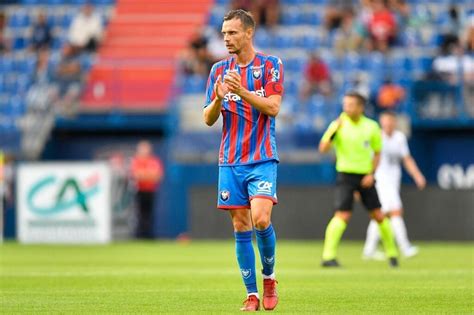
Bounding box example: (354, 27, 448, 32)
(403, 246, 419, 258)
(389, 257, 399, 267)
(321, 259, 340, 267)
(240, 294, 260, 311)
(362, 250, 386, 261)
(263, 279, 278, 310)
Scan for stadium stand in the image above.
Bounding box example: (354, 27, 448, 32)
(81, 0, 213, 110)
(0, 0, 472, 159)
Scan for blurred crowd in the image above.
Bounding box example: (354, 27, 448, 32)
(179, 0, 473, 118)
(1, 3, 104, 116)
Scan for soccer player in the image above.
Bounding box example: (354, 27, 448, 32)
(363, 111, 426, 259)
(319, 91, 399, 268)
(203, 10, 284, 311)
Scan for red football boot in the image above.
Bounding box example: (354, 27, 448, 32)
(263, 279, 278, 310)
(240, 294, 260, 311)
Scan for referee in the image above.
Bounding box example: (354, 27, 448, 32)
(319, 91, 399, 267)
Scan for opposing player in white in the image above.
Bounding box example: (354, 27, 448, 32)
(363, 111, 426, 259)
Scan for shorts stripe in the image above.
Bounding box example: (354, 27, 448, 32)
(249, 195, 278, 204)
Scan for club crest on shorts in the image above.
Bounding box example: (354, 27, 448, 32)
(220, 190, 230, 201)
(241, 269, 252, 279)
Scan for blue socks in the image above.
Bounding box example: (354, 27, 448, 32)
(235, 225, 277, 295)
(235, 231, 258, 294)
(256, 224, 276, 276)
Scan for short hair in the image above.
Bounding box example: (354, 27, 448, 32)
(380, 110, 397, 118)
(223, 9, 255, 30)
(344, 91, 367, 106)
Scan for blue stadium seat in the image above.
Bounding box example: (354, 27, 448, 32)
(8, 10, 31, 28)
(21, 0, 41, 5)
(208, 10, 224, 29)
(302, 11, 321, 26)
(13, 36, 28, 50)
(46, 0, 64, 5)
(68, 0, 88, 5)
(0, 77, 5, 94)
(183, 75, 206, 94)
(8, 96, 27, 116)
(323, 54, 341, 72)
(284, 80, 299, 96)
(254, 29, 271, 49)
(92, 0, 115, 4)
(280, 9, 301, 26)
(284, 57, 306, 73)
(274, 33, 295, 49)
(343, 53, 363, 72)
(80, 54, 95, 71)
(0, 57, 15, 73)
(298, 34, 319, 50)
(412, 55, 433, 73)
(15, 57, 37, 74)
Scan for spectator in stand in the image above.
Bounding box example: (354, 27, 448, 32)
(300, 53, 332, 101)
(68, 3, 103, 52)
(366, 0, 397, 52)
(33, 48, 52, 85)
(438, 5, 462, 55)
(463, 14, 474, 53)
(52, 44, 83, 115)
(0, 10, 10, 53)
(180, 31, 215, 76)
(324, 0, 353, 31)
(30, 11, 52, 51)
(26, 48, 55, 111)
(205, 27, 228, 60)
(376, 78, 406, 112)
(433, 41, 474, 115)
(130, 141, 164, 239)
(433, 41, 474, 86)
(230, 0, 280, 28)
(334, 7, 366, 53)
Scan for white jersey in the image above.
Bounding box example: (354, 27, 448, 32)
(375, 130, 410, 187)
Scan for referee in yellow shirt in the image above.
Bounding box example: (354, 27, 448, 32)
(319, 91, 399, 267)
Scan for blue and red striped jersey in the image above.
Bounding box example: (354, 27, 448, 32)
(204, 52, 284, 166)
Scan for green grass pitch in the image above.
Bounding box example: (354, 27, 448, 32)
(1, 241, 472, 314)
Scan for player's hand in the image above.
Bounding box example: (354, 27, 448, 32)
(214, 75, 228, 101)
(414, 174, 426, 190)
(361, 174, 375, 188)
(224, 70, 244, 95)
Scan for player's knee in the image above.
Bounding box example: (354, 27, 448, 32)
(253, 214, 271, 230)
(370, 209, 385, 223)
(232, 220, 252, 232)
(390, 209, 403, 217)
(335, 211, 352, 223)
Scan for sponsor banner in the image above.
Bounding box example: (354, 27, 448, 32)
(437, 164, 474, 190)
(17, 162, 111, 244)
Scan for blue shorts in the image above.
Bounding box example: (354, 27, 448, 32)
(217, 160, 278, 209)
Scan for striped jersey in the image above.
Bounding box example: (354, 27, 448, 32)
(204, 52, 284, 166)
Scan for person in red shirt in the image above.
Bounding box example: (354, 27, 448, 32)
(130, 140, 164, 239)
(367, 0, 397, 52)
(300, 53, 332, 101)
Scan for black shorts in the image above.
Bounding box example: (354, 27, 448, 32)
(334, 172, 381, 211)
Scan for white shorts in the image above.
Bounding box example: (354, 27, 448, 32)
(375, 182, 403, 214)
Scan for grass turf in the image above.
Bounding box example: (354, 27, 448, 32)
(1, 241, 472, 314)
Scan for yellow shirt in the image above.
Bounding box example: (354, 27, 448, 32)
(321, 113, 382, 174)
